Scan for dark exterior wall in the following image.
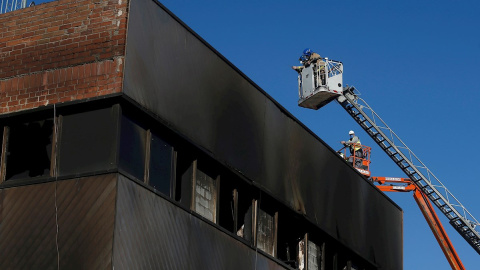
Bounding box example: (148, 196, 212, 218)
(0, 0, 127, 114)
(122, 0, 402, 268)
(0, 174, 117, 269)
(113, 175, 287, 270)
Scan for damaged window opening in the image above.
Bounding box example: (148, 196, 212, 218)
(325, 243, 337, 270)
(218, 173, 258, 244)
(175, 149, 195, 208)
(235, 194, 256, 244)
(4, 118, 54, 181)
(277, 211, 307, 269)
(192, 160, 219, 223)
(218, 176, 237, 233)
(297, 235, 324, 270)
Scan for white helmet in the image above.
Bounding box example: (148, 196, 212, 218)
(349, 130, 355, 135)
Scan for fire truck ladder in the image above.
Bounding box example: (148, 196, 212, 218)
(338, 86, 480, 255)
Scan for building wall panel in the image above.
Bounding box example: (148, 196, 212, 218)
(113, 175, 286, 270)
(0, 174, 117, 269)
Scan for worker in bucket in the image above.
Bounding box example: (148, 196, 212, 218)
(291, 48, 322, 72)
(341, 130, 363, 167)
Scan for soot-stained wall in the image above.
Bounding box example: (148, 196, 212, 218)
(122, 0, 403, 268)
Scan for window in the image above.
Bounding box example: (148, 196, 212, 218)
(148, 131, 174, 196)
(4, 118, 54, 181)
(58, 106, 118, 176)
(119, 114, 147, 181)
(192, 160, 219, 223)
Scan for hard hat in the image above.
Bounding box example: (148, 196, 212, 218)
(349, 130, 355, 135)
(303, 48, 311, 56)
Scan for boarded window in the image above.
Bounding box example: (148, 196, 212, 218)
(193, 161, 218, 222)
(5, 118, 54, 180)
(119, 114, 147, 181)
(257, 208, 277, 256)
(148, 132, 173, 196)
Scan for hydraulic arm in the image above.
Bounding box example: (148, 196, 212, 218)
(372, 177, 465, 270)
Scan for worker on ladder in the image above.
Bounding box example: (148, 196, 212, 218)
(341, 130, 363, 167)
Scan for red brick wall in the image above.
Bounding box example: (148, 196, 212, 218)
(0, 0, 128, 113)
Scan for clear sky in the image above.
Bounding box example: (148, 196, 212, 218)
(30, 0, 480, 268)
(157, 1, 480, 269)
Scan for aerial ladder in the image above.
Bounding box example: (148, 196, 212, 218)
(293, 52, 480, 264)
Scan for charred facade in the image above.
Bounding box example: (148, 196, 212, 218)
(0, 0, 403, 269)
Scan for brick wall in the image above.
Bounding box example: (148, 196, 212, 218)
(0, 0, 128, 113)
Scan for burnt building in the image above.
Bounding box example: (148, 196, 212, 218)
(0, 0, 403, 269)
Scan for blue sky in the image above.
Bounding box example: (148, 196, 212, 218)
(156, 1, 480, 269)
(29, 0, 480, 268)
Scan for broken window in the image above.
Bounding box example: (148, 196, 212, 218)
(119, 114, 147, 181)
(192, 160, 219, 223)
(324, 243, 337, 270)
(277, 211, 307, 268)
(148, 131, 174, 196)
(218, 172, 258, 243)
(218, 174, 237, 233)
(229, 184, 257, 244)
(4, 117, 54, 181)
(239, 201, 255, 243)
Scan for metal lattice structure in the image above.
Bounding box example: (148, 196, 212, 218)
(0, 0, 27, 14)
(338, 86, 480, 255)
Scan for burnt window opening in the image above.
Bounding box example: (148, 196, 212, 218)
(337, 253, 349, 270)
(175, 149, 195, 208)
(218, 174, 237, 233)
(4, 118, 54, 181)
(277, 212, 307, 268)
(192, 159, 219, 223)
(147, 131, 174, 197)
(119, 114, 147, 181)
(218, 172, 256, 239)
(256, 199, 278, 257)
(324, 242, 338, 270)
(234, 189, 257, 244)
(297, 236, 324, 270)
